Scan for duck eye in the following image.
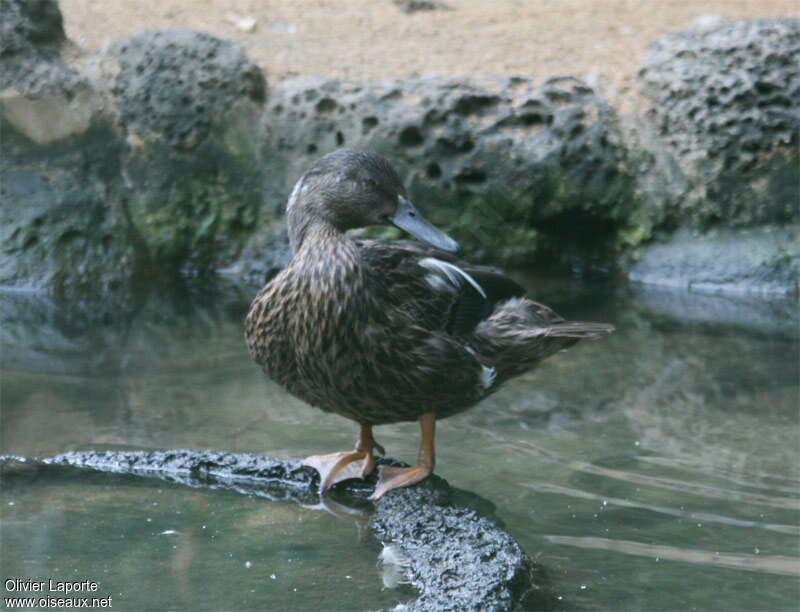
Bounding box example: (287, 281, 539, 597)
(363, 177, 377, 187)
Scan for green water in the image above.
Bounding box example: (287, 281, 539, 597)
(1, 275, 798, 610)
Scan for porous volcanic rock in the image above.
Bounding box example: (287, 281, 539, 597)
(1, 450, 539, 610)
(636, 17, 799, 228)
(1, 2, 269, 305)
(243, 75, 637, 280)
(0, 0, 125, 298)
(112, 30, 265, 148)
(624, 18, 800, 295)
(0, 0, 69, 93)
(4, 1, 798, 301)
(107, 30, 269, 284)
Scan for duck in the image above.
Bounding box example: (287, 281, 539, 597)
(245, 148, 613, 499)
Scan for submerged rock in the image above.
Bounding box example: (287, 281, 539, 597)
(628, 225, 800, 297)
(1, 450, 539, 610)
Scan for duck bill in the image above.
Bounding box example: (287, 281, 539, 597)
(390, 195, 459, 253)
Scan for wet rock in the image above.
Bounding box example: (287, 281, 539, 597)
(368, 484, 534, 610)
(628, 225, 800, 297)
(635, 18, 799, 229)
(630, 282, 798, 340)
(2, 450, 537, 610)
(249, 75, 636, 271)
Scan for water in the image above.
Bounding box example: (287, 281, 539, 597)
(2, 275, 798, 610)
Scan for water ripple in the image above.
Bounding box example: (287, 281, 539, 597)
(523, 481, 800, 536)
(543, 535, 800, 577)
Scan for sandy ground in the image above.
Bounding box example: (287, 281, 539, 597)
(61, 0, 798, 101)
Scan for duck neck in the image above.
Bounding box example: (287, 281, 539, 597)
(289, 209, 336, 254)
(290, 215, 362, 283)
(287, 183, 343, 254)
(289, 215, 365, 328)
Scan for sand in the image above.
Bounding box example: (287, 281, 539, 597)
(60, 0, 798, 101)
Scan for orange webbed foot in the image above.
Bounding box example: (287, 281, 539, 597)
(369, 463, 433, 500)
(302, 449, 374, 490)
(369, 412, 436, 500)
(302, 425, 384, 492)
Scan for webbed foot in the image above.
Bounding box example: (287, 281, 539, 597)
(369, 412, 436, 500)
(302, 425, 384, 492)
(369, 463, 433, 500)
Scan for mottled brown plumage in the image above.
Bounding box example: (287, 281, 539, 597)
(245, 148, 613, 498)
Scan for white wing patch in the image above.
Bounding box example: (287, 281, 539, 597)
(464, 345, 496, 391)
(418, 258, 487, 298)
(423, 274, 456, 294)
(480, 364, 497, 390)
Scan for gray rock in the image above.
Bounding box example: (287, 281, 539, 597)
(628, 225, 800, 297)
(4, 3, 797, 302)
(112, 30, 266, 148)
(392, 0, 445, 13)
(0, 0, 95, 144)
(105, 31, 269, 288)
(0, 0, 68, 90)
(2, 450, 539, 610)
(1, 15, 269, 306)
(636, 18, 799, 228)
(247, 75, 636, 274)
(0, 123, 129, 298)
(630, 282, 798, 340)
(0, 0, 65, 51)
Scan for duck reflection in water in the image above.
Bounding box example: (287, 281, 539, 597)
(245, 149, 613, 499)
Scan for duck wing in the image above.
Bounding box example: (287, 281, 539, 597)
(356, 239, 525, 335)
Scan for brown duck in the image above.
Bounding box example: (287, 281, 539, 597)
(245, 149, 613, 499)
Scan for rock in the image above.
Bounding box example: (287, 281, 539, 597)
(246, 75, 636, 277)
(3, 3, 797, 301)
(107, 30, 269, 284)
(393, 0, 444, 13)
(1, 12, 269, 307)
(1, 450, 539, 610)
(635, 18, 799, 229)
(628, 225, 799, 297)
(112, 30, 265, 148)
(630, 282, 798, 340)
(0, 0, 128, 302)
(0, 0, 95, 144)
(0, 123, 130, 299)
(0, 0, 66, 72)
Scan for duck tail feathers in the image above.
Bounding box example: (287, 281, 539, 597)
(543, 321, 615, 339)
(470, 298, 613, 385)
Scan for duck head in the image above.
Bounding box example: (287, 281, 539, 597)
(287, 149, 459, 253)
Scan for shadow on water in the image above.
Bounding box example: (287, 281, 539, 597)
(1, 274, 798, 610)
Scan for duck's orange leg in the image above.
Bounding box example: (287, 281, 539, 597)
(370, 412, 435, 500)
(303, 424, 385, 492)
